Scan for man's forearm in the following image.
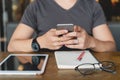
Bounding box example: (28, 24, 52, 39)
(90, 37, 116, 52)
(7, 39, 33, 52)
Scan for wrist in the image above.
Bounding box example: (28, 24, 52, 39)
(36, 37, 45, 49)
(89, 37, 96, 49)
(31, 37, 40, 52)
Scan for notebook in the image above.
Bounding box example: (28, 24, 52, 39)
(55, 50, 99, 69)
(0, 54, 48, 75)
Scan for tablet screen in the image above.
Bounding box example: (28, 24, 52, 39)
(0, 54, 48, 75)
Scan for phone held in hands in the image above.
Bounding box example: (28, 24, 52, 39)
(56, 24, 74, 32)
(56, 24, 77, 39)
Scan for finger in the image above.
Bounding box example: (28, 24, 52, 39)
(74, 25, 83, 32)
(65, 44, 79, 49)
(63, 31, 78, 38)
(63, 39, 79, 45)
(65, 44, 85, 49)
(55, 36, 71, 42)
(55, 29, 68, 36)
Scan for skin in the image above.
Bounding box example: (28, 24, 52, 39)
(7, 0, 116, 52)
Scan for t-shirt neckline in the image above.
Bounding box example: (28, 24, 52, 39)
(51, 0, 80, 12)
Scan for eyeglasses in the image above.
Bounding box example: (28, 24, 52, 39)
(75, 61, 116, 75)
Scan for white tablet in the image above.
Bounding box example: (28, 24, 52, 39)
(0, 54, 48, 75)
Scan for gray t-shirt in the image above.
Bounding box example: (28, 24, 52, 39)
(20, 0, 106, 36)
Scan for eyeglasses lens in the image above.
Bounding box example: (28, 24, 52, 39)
(77, 64, 95, 75)
(100, 61, 116, 73)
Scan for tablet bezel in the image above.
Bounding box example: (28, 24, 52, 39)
(0, 54, 49, 75)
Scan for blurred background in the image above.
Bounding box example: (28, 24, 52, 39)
(0, 0, 120, 52)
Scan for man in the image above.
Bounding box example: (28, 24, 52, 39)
(8, 0, 116, 52)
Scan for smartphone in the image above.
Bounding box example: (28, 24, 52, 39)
(56, 24, 74, 32)
(56, 24, 77, 38)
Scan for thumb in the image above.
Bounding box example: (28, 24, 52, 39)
(74, 25, 82, 32)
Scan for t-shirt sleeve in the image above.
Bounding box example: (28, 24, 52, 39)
(20, 2, 37, 30)
(92, 1, 107, 28)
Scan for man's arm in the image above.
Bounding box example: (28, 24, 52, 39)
(7, 23, 70, 52)
(7, 23, 34, 52)
(91, 24, 116, 52)
(64, 24, 116, 52)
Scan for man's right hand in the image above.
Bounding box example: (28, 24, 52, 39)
(37, 29, 71, 50)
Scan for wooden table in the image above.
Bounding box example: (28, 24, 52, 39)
(0, 51, 120, 80)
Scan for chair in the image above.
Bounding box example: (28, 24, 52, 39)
(109, 23, 120, 51)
